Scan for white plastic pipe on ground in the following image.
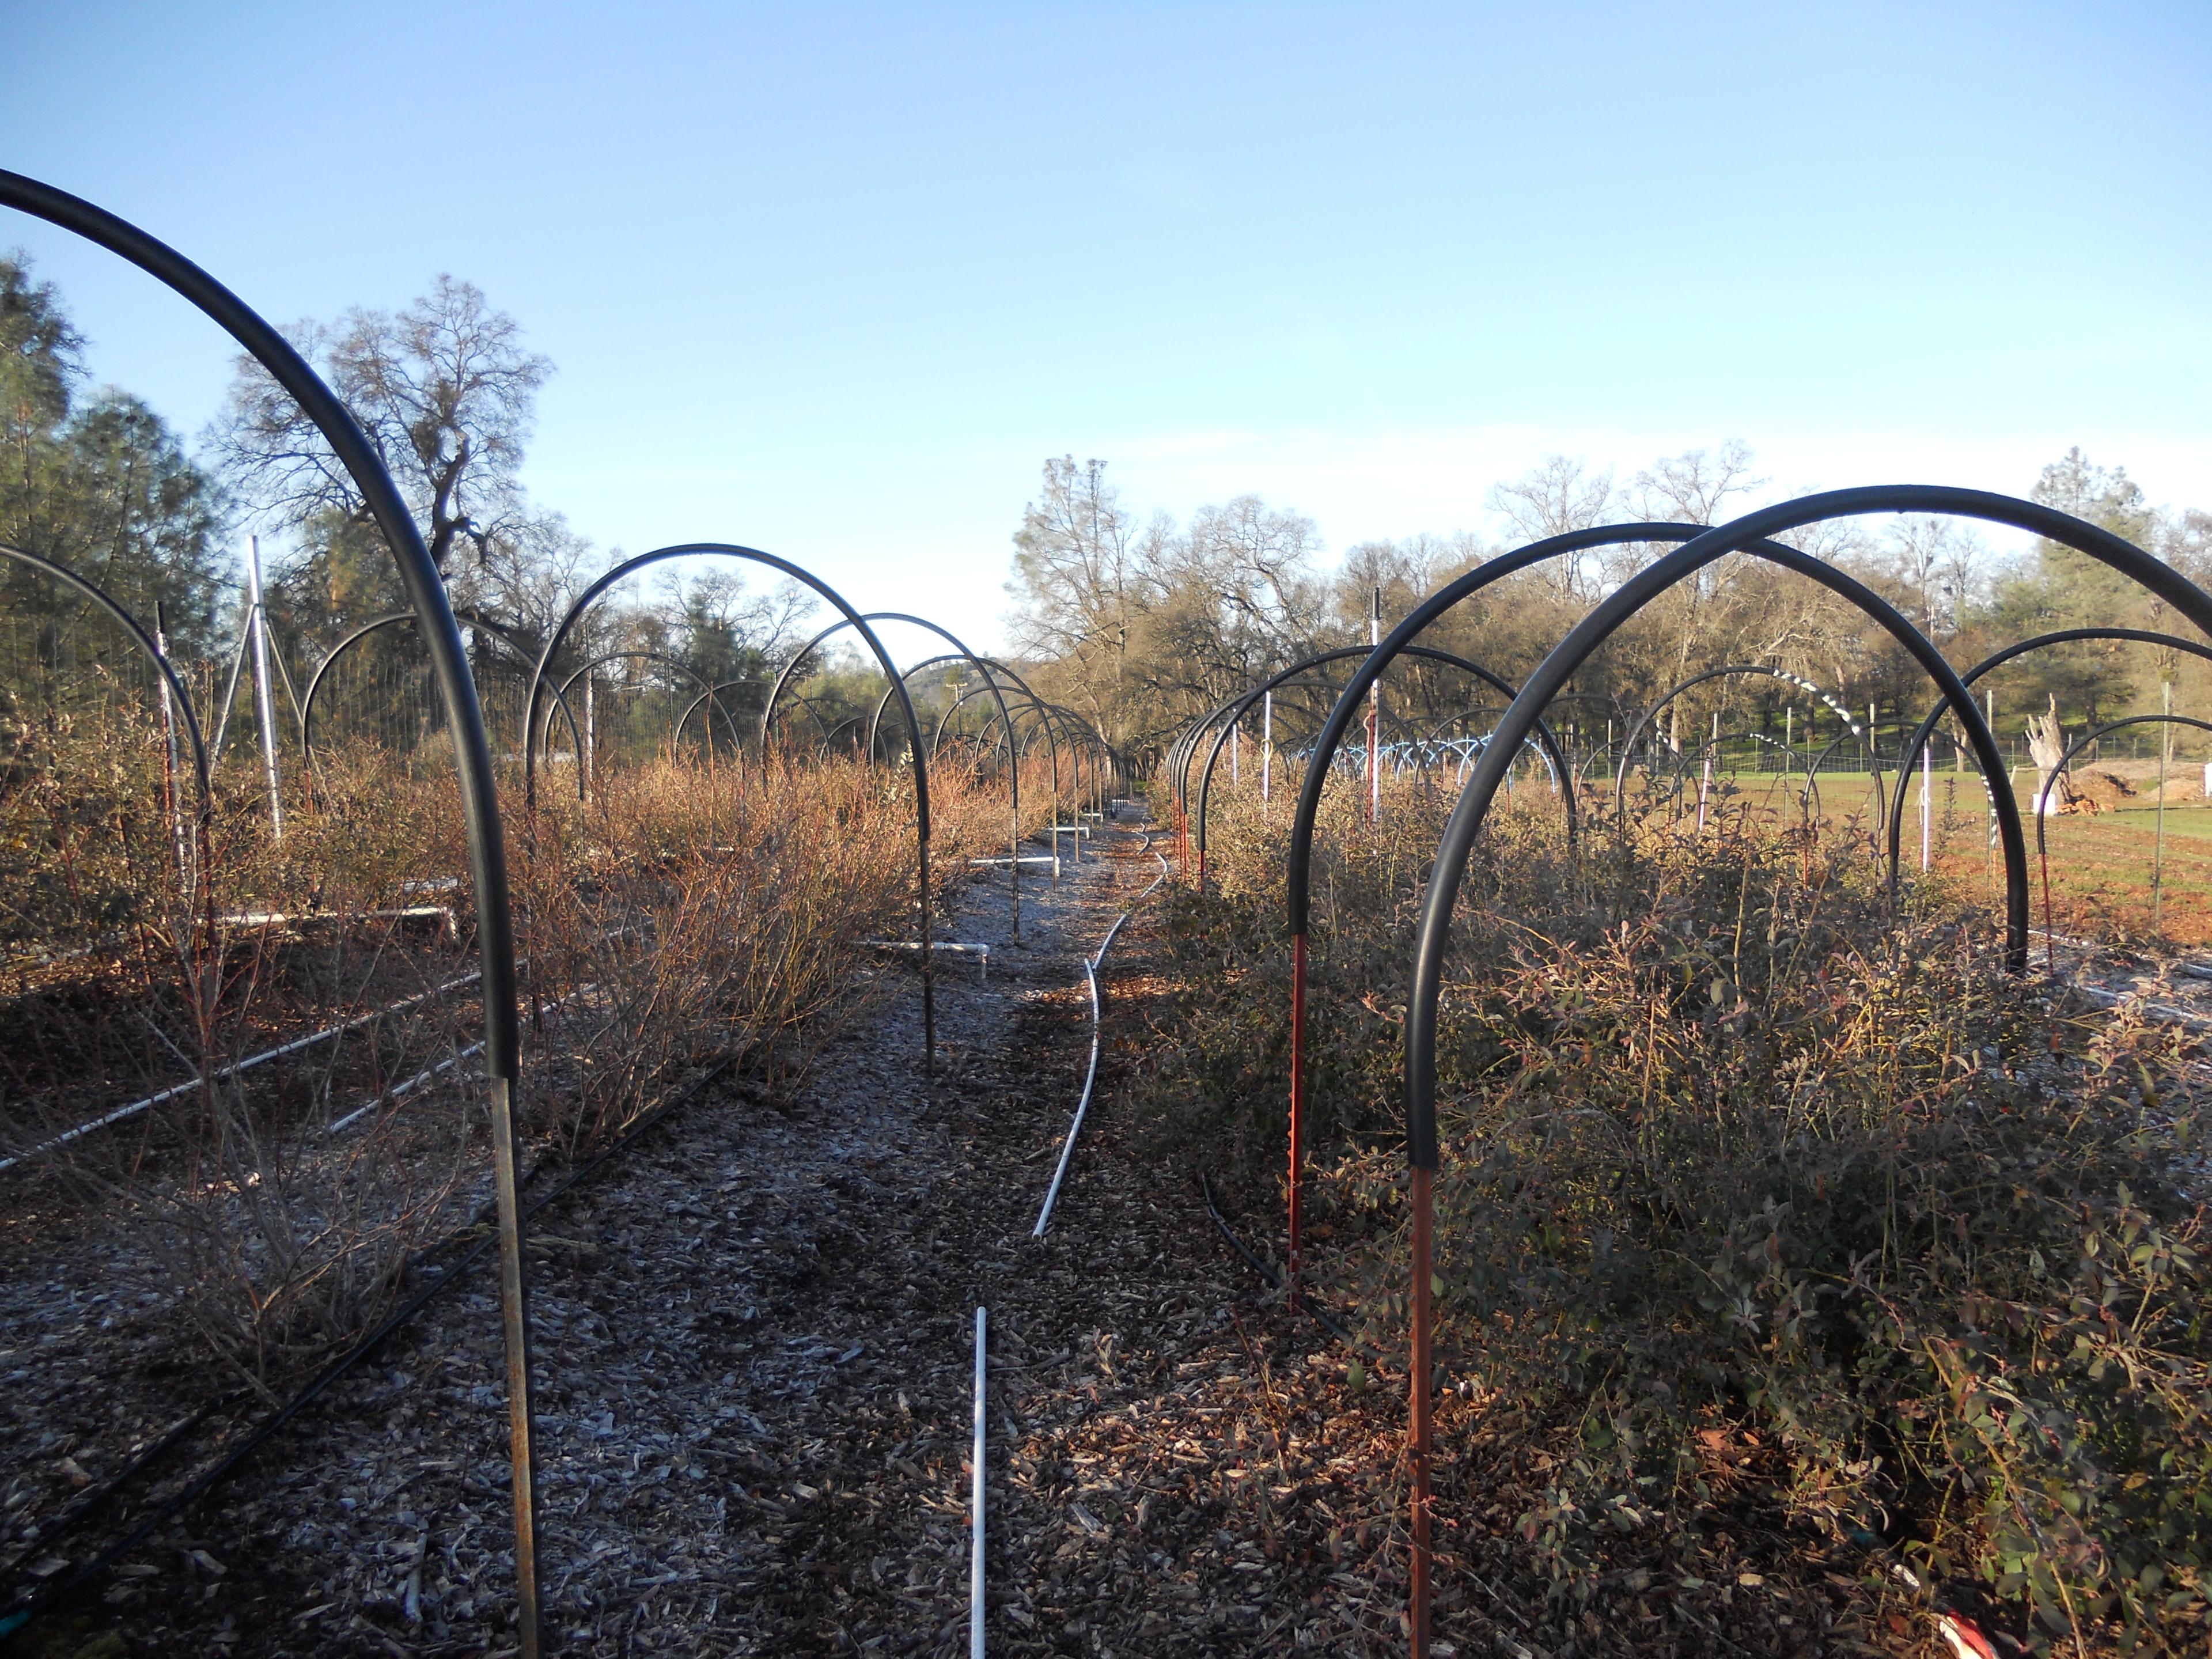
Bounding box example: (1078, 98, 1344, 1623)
(970, 1305, 987, 1658)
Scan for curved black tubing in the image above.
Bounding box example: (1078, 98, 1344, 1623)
(760, 613, 1040, 932)
(2035, 711, 2212, 849)
(1291, 524, 1702, 936)
(931, 680, 1021, 759)
(1885, 628, 2212, 890)
(0, 169, 538, 1652)
(675, 679, 769, 755)
(301, 608, 584, 775)
(1193, 643, 1577, 876)
(770, 619, 1044, 942)
(1409, 486, 2212, 1168)
(1389, 487, 2212, 1656)
(1611, 664, 1862, 819)
(850, 647, 1034, 933)
(550, 649, 748, 772)
(0, 543, 214, 828)
(524, 544, 937, 1071)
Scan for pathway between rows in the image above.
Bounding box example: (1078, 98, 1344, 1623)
(56, 820, 1399, 1659)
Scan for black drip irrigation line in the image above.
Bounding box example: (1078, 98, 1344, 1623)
(1197, 1172, 1361, 1354)
(0, 1390, 243, 1582)
(0, 1048, 744, 1639)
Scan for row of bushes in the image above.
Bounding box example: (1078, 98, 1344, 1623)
(2, 701, 1039, 1388)
(1139, 774, 2211, 1653)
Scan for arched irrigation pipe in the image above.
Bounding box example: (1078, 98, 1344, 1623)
(765, 615, 1037, 940)
(857, 650, 1033, 931)
(2033, 713, 2212, 968)
(1638, 728, 1829, 828)
(1885, 628, 2212, 894)
(1036, 703, 1116, 834)
(674, 678, 781, 755)
(0, 541, 214, 843)
(1192, 643, 1576, 882)
(930, 680, 1006, 759)
(1611, 664, 1864, 820)
(1283, 520, 2035, 1339)
(1393, 487, 2212, 1657)
(0, 169, 539, 1654)
(1176, 673, 1347, 816)
(524, 545, 938, 1073)
(548, 649, 749, 782)
(1798, 715, 1925, 832)
(1419, 704, 1513, 746)
(819, 712, 867, 756)
(301, 608, 584, 780)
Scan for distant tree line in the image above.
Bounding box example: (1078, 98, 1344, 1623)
(1003, 445, 2212, 764)
(9, 245, 2210, 771)
(0, 255, 849, 753)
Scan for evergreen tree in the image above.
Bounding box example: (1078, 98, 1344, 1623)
(0, 255, 230, 695)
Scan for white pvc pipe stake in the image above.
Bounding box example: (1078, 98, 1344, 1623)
(970, 1306, 987, 1658)
(245, 534, 283, 841)
(1921, 738, 1933, 872)
(1033, 839, 1171, 1237)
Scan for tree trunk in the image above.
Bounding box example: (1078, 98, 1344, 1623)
(2025, 694, 2068, 815)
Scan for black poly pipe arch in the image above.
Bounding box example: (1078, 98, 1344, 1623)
(0, 541, 214, 835)
(981, 687, 1071, 805)
(858, 654, 1031, 778)
(1419, 705, 1513, 745)
(1392, 488, 2212, 1655)
(1637, 728, 1831, 821)
(762, 612, 1029, 774)
(1291, 522, 1924, 938)
(1885, 628, 2212, 890)
(1030, 700, 1118, 798)
(1176, 662, 1362, 808)
(301, 607, 585, 776)
(548, 649, 749, 773)
(676, 680, 793, 754)
(1191, 643, 1578, 878)
(1404, 500, 2116, 1158)
(0, 171, 540, 1652)
(524, 545, 938, 1072)
(2035, 713, 2212, 866)
(853, 648, 1036, 933)
(759, 614, 1038, 937)
(1610, 663, 1865, 821)
(931, 679, 1024, 760)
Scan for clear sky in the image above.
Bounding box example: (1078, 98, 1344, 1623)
(5, 2, 2209, 650)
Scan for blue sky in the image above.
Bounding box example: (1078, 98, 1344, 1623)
(5, 2, 2209, 649)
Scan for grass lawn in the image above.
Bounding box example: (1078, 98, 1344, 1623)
(1694, 766, 2212, 946)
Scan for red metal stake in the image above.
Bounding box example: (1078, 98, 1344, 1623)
(1410, 1164, 1434, 1658)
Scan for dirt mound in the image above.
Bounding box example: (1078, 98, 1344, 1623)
(2071, 769, 2138, 809)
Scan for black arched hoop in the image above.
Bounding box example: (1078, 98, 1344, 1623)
(1192, 644, 1577, 881)
(0, 171, 538, 1651)
(524, 545, 938, 1071)
(301, 608, 583, 778)
(1885, 629, 2212, 890)
(0, 541, 214, 832)
(1395, 488, 2212, 1656)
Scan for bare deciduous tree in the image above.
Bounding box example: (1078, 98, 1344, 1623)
(210, 275, 551, 575)
(1488, 455, 1611, 601)
(2025, 694, 2070, 813)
